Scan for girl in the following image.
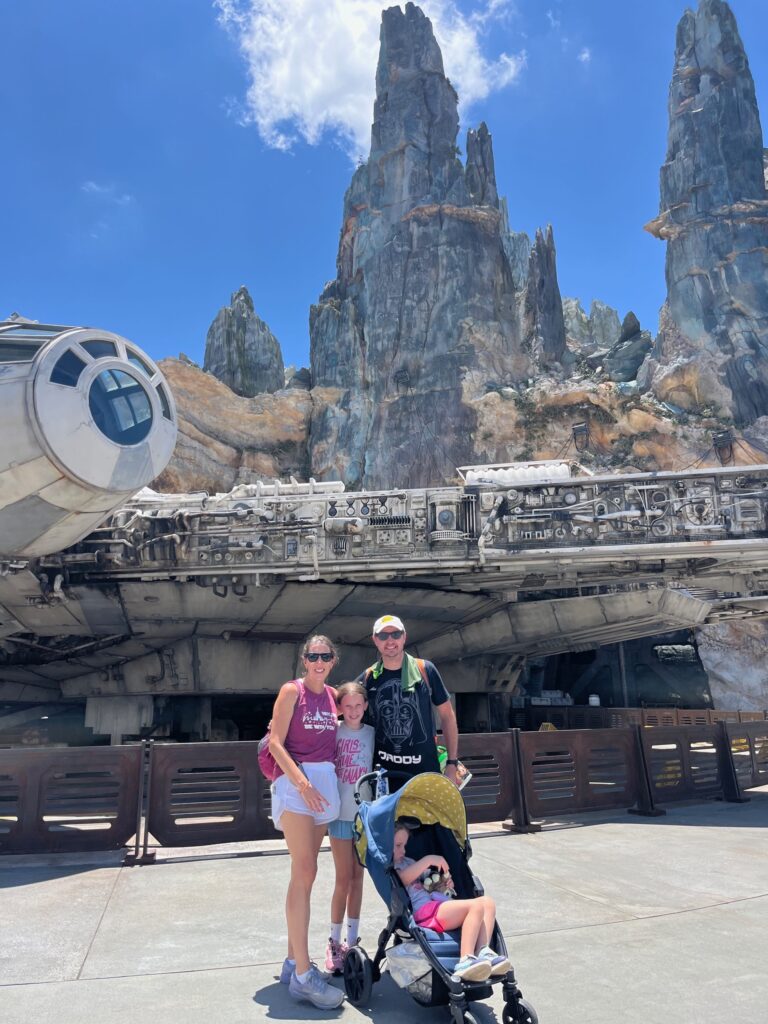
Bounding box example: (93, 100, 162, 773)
(325, 681, 375, 973)
(393, 822, 511, 983)
(269, 635, 344, 1010)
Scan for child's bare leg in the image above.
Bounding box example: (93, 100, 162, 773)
(435, 898, 486, 958)
(478, 895, 496, 951)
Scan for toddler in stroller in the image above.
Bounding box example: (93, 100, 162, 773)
(343, 769, 537, 1024)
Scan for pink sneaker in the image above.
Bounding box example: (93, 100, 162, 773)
(325, 937, 345, 974)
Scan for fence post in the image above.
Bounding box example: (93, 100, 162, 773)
(138, 739, 157, 863)
(716, 720, 750, 804)
(502, 728, 541, 833)
(628, 724, 665, 818)
(123, 740, 149, 866)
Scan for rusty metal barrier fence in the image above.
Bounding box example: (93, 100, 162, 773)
(725, 720, 768, 791)
(517, 706, 766, 731)
(638, 724, 725, 804)
(2, 716, 766, 856)
(517, 728, 641, 819)
(456, 731, 521, 825)
(0, 745, 142, 853)
(144, 740, 278, 850)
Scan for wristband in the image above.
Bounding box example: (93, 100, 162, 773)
(446, 758, 459, 766)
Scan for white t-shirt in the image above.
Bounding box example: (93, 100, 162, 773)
(334, 722, 375, 821)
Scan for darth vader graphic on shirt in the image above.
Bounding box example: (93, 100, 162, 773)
(363, 661, 450, 777)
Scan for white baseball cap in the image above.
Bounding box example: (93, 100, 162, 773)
(373, 614, 405, 635)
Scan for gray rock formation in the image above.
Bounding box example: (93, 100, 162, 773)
(309, 2, 566, 489)
(642, 0, 768, 423)
(204, 286, 285, 398)
(589, 312, 653, 383)
(563, 298, 621, 356)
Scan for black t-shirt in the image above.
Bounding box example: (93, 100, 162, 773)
(359, 660, 450, 780)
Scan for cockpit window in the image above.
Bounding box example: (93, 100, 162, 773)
(0, 340, 46, 362)
(81, 339, 118, 359)
(89, 368, 153, 445)
(50, 349, 87, 387)
(156, 383, 173, 421)
(126, 348, 154, 378)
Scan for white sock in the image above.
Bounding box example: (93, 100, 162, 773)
(296, 967, 312, 983)
(330, 922, 343, 943)
(285, 956, 296, 966)
(346, 917, 360, 945)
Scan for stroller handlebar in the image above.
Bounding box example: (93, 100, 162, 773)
(353, 766, 415, 804)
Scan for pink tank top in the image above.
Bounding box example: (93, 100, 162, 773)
(283, 680, 338, 763)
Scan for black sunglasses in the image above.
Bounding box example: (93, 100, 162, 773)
(305, 652, 334, 662)
(375, 629, 404, 640)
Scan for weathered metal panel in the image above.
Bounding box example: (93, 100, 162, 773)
(519, 728, 639, 817)
(0, 745, 141, 853)
(146, 740, 278, 846)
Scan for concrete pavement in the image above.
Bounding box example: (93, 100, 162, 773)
(2, 790, 767, 1024)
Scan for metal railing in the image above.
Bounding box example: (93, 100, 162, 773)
(0, 745, 142, 853)
(1, 713, 766, 856)
(514, 706, 766, 732)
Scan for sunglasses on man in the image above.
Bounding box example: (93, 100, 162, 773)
(304, 652, 334, 662)
(375, 629, 404, 639)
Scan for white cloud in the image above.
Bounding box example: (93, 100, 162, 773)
(81, 180, 134, 206)
(215, 0, 526, 161)
(577, 47, 591, 64)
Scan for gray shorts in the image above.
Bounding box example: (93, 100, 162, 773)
(270, 761, 340, 831)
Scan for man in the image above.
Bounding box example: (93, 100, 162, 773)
(359, 614, 460, 788)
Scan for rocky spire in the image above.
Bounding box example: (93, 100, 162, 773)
(203, 286, 285, 398)
(309, 3, 566, 489)
(465, 122, 498, 207)
(642, 0, 768, 423)
(524, 226, 567, 368)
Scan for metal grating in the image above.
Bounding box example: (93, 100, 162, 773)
(168, 764, 242, 825)
(530, 747, 576, 802)
(648, 742, 684, 791)
(42, 769, 121, 832)
(460, 752, 502, 807)
(587, 746, 629, 794)
(0, 773, 20, 832)
(687, 740, 720, 791)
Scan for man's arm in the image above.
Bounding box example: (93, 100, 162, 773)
(436, 698, 459, 785)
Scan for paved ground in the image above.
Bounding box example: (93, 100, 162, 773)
(2, 790, 767, 1024)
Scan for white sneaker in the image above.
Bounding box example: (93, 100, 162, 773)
(478, 945, 511, 975)
(289, 964, 345, 1009)
(452, 954, 492, 982)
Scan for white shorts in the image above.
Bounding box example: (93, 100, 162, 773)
(270, 761, 340, 831)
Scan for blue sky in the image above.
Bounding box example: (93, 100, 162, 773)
(3, 0, 768, 372)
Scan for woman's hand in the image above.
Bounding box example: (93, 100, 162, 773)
(299, 780, 330, 813)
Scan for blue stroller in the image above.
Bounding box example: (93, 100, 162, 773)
(343, 770, 538, 1024)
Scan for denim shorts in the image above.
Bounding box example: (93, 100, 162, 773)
(270, 761, 340, 831)
(327, 817, 356, 841)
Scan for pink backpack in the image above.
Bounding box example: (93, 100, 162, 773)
(257, 680, 301, 781)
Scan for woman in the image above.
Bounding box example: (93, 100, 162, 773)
(269, 634, 344, 1010)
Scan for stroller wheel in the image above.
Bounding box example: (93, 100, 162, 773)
(343, 945, 373, 1006)
(503, 998, 538, 1024)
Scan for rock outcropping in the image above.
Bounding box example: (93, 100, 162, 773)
(204, 286, 285, 398)
(641, 0, 768, 423)
(154, 358, 310, 493)
(309, 2, 566, 489)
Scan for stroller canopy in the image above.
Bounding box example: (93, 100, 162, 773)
(355, 773, 467, 905)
